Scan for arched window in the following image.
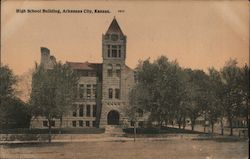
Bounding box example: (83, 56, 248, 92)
(108, 88, 113, 99)
(116, 64, 121, 77)
(107, 64, 113, 77)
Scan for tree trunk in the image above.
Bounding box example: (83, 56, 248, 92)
(204, 113, 206, 133)
(191, 121, 195, 131)
(229, 118, 233, 136)
(48, 119, 52, 143)
(182, 117, 186, 129)
(211, 121, 214, 134)
(246, 113, 249, 138)
(191, 118, 195, 131)
(220, 119, 224, 136)
(133, 122, 136, 142)
(177, 117, 181, 129)
(59, 117, 62, 134)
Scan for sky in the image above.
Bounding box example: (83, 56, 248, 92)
(1, 0, 249, 75)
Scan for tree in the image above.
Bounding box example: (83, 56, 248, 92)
(130, 56, 187, 127)
(184, 69, 209, 131)
(30, 62, 78, 142)
(207, 68, 224, 134)
(221, 59, 243, 136)
(0, 65, 17, 99)
(0, 65, 30, 129)
(238, 64, 249, 128)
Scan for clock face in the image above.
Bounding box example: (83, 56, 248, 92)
(111, 34, 118, 41)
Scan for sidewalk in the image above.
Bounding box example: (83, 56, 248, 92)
(0, 133, 244, 144)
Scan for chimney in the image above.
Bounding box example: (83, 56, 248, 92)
(40, 47, 50, 65)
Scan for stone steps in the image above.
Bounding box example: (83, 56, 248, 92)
(104, 125, 125, 137)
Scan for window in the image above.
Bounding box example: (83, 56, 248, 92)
(79, 84, 84, 99)
(138, 121, 144, 128)
(86, 105, 91, 117)
(107, 45, 111, 57)
(115, 89, 120, 99)
(107, 64, 113, 77)
(93, 84, 97, 98)
(79, 93, 84, 99)
(108, 88, 113, 99)
(73, 84, 78, 99)
(93, 105, 97, 117)
(130, 121, 135, 127)
(93, 121, 97, 127)
(79, 120, 83, 127)
(112, 45, 117, 57)
(118, 45, 121, 57)
(87, 84, 91, 99)
(72, 105, 77, 117)
(137, 109, 143, 117)
(86, 121, 90, 127)
(116, 64, 121, 77)
(43, 121, 48, 127)
(72, 121, 76, 127)
(79, 105, 84, 117)
(116, 70, 121, 77)
(51, 121, 55, 127)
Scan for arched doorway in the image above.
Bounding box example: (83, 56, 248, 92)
(107, 110, 120, 125)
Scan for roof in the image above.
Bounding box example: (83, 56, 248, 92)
(66, 61, 102, 71)
(105, 17, 124, 35)
(67, 61, 134, 74)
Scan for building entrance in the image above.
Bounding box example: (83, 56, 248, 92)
(107, 110, 120, 125)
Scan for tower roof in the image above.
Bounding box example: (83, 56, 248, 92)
(105, 17, 124, 35)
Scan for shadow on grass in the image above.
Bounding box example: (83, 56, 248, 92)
(0, 128, 105, 134)
(123, 126, 206, 138)
(193, 137, 248, 143)
(2, 142, 68, 148)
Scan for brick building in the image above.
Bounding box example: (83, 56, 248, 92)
(31, 18, 142, 129)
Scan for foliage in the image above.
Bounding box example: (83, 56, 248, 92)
(30, 62, 78, 118)
(130, 56, 187, 126)
(220, 59, 248, 135)
(129, 56, 249, 135)
(0, 65, 30, 129)
(0, 65, 17, 98)
(30, 62, 79, 141)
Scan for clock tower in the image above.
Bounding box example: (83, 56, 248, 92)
(100, 17, 128, 127)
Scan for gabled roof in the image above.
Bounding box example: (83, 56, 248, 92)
(105, 17, 124, 35)
(66, 61, 102, 71)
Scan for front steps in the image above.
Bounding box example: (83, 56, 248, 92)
(104, 125, 125, 137)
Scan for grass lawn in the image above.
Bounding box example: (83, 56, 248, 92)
(123, 126, 206, 138)
(0, 128, 105, 134)
(1, 139, 248, 159)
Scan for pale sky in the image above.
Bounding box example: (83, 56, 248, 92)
(1, 0, 249, 75)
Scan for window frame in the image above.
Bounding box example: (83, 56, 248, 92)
(115, 88, 120, 99)
(108, 88, 113, 99)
